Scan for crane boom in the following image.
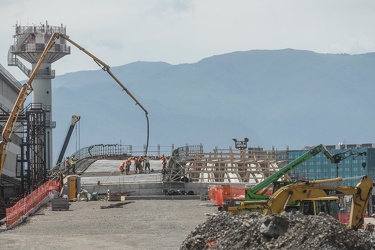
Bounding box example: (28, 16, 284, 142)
(0, 32, 149, 178)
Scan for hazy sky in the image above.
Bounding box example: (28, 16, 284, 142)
(1, 0, 375, 81)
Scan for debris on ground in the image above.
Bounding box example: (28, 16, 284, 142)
(107, 190, 134, 201)
(180, 212, 375, 250)
(100, 201, 134, 209)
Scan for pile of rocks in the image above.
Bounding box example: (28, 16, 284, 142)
(180, 212, 375, 250)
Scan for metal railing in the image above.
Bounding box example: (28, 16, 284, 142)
(0, 63, 23, 89)
(7, 50, 31, 77)
(50, 143, 181, 173)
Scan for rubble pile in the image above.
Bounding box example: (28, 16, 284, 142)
(180, 212, 375, 250)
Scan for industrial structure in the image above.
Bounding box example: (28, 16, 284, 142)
(0, 22, 151, 223)
(166, 145, 288, 183)
(165, 143, 374, 184)
(7, 22, 70, 177)
(0, 65, 23, 212)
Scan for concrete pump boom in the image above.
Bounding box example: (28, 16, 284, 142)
(0, 32, 149, 178)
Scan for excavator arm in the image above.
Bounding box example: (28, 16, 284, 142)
(0, 32, 149, 178)
(264, 175, 373, 230)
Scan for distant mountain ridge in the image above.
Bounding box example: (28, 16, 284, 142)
(51, 49, 375, 160)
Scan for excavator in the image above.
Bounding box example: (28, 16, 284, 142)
(240, 175, 373, 230)
(222, 144, 342, 212)
(0, 32, 149, 180)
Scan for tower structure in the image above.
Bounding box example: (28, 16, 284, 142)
(8, 22, 70, 180)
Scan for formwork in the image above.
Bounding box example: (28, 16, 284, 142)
(166, 147, 289, 184)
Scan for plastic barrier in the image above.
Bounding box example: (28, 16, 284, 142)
(209, 185, 251, 206)
(338, 212, 350, 225)
(6, 180, 60, 228)
(209, 185, 218, 202)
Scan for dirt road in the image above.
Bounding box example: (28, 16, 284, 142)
(0, 199, 217, 250)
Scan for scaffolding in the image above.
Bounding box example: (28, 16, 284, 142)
(166, 146, 288, 183)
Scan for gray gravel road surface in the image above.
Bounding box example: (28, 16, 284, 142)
(0, 199, 217, 250)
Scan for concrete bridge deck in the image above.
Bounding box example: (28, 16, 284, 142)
(73, 159, 210, 197)
(79, 159, 164, 185)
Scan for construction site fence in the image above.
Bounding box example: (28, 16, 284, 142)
(338, 213, 350, 225)
(209, 185, 273, 206)
(6, 180, 60, 228)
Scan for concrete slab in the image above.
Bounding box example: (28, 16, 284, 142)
(84, 159, 164, 173)
(76, 159, 210, 197)
(79, 159, 164, 185)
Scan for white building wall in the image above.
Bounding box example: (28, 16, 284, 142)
(0, 64, 22, 178)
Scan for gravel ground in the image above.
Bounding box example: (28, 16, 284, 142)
(0, 199, 217, 250)
(180, 212, 375, 250)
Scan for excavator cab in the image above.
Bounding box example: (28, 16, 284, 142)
(299, 197, 340, 219)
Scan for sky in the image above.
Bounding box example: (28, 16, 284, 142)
(1, 0, 375, 81)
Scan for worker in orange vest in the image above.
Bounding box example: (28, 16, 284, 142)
(65, 156, 71, 174)
(119, 161, 125, 174)
(161, 154, 167, 177)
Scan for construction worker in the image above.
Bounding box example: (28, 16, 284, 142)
(119, 161, 125, 174)
(161, 154, 167, 177)
(144, 155, 150, 174)
(65, 156, 71, 174)
(161, 154, 167, 169)
(71, 155, 78, 174)
(134, 157, 139, 174)
(138, 156, 143, 174)
(125, 158, 131, 175)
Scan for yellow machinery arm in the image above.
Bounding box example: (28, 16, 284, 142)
(0, 32, 149, 178)
(264, 175, 373, 230)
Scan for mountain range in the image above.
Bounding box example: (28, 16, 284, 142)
(49, 49, 375, 161)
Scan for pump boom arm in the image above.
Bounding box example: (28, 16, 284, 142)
(0, 32, 149, 178)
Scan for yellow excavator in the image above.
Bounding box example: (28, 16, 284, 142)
(239, 175, 373, 230)
(0, 32, 149, 179)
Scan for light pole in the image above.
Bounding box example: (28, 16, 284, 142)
(232, 138, 249, 150)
